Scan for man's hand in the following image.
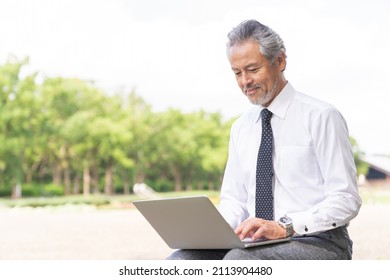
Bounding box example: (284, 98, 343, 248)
(234, 217, 286, 240)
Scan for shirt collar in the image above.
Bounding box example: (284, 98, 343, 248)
(255, 81, 296, 123)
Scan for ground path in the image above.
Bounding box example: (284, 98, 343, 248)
(0, 202, 388, 260)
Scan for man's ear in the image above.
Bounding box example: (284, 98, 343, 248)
(277, 52, 287, 72)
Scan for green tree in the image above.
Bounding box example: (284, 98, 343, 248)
(148, 109, 195, 191)
(121, 91, 152, 191)
(195, 112, 231, 190)
(0, 56, 42, 197)
(89, 95, 133, 195)
(39, 77, 87, 194)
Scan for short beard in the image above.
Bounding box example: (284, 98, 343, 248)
(246, 79, 279, 106)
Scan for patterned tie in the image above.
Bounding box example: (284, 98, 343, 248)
(255, 108, 274, 220)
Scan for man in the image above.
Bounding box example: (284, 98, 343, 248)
(168, 19, 361, 260)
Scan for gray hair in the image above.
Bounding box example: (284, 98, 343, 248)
(227, 20, 286, 62)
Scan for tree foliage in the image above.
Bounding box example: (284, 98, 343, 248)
(0, 57, 231, 196)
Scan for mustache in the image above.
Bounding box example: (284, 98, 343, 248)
(244, 84, 262, 92)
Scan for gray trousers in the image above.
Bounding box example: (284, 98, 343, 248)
(166, 225, 352, 260)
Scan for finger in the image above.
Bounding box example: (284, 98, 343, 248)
(234, 223, 245, 235)
(234, 217, 254, 235)
(235, 220, 253, 239)
(251, 221, 279, 240)
(239, 218, 262, 240)
(251, 227, 266, 240)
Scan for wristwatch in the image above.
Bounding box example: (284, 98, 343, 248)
(278, 215, 294, 237)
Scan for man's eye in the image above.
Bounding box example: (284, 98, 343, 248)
(248, 68, 259, 72)
(234, 72, 241, 76)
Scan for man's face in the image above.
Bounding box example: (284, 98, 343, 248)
(228, 40, 286, 107)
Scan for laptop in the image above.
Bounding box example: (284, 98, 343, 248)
(133, 195, 290, 249)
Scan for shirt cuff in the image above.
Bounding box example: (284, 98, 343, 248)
(288, 211, 339, 235)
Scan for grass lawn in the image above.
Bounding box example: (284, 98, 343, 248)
(0, 190, 221, 209)
(0, 186, 389, 209)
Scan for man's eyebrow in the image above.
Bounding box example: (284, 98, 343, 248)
(231, 63, 263, 71)
(244, 63, 262, 69)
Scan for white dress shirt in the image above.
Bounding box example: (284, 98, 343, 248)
(219, 82, 362, 235)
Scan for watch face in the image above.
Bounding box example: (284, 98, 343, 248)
(280, 216, 292, 225)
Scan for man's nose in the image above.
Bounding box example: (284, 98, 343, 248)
(241, 72, 253, 86)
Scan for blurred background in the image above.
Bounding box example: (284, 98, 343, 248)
(0, 0, 389, 260)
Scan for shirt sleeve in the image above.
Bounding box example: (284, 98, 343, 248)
(219, 124, 249, 229)
(288, 108, 362, 235)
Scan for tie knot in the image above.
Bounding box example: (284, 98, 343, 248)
(261, 109, 273, 124)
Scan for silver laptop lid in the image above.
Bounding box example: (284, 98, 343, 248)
(133, 196, 244, 249)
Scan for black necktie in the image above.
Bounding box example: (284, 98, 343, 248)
(255, 108, 274, 220)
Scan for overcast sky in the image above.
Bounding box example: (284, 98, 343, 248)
(1, 0, 389, 155)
